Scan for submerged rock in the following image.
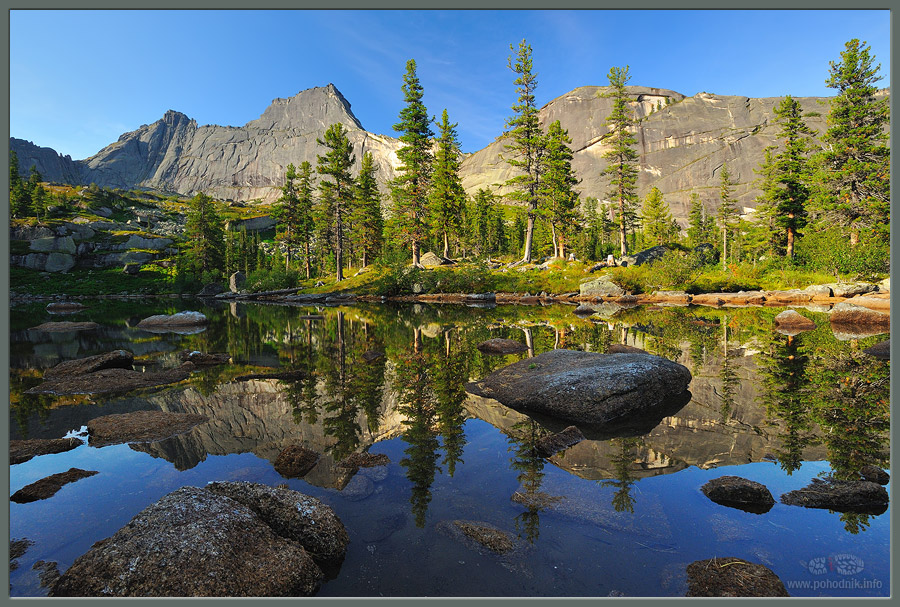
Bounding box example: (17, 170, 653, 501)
(859, 465, 890, 485)
(780, 477, 889, 514)
(686, 557, 790, 597)
(273, 445, 319, 479)
(33, 560, 62, 589)
(773, 310, 817, 334)
(466, 349, 692, 425)
(10, 538, 34, 571)
(10, 437, 82, 465)
(87, 410, 209, 447)
(27, 364, 194, 395)
(50, 484, 346, 597)
(28, 321, 100, 332)
(136, 311, 208, 332)
(437, 520, 517, 554)
(862, 340, 890, 360)
(339, 451, 391, 471)
(11, 468, 99, 503)
(476, 338, 528, 355)
(700, 476, 775, 514)
(534, 425, 585, 458)
(44, 350, 134, 379)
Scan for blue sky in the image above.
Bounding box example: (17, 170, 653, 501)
(9, 9, 891, 160)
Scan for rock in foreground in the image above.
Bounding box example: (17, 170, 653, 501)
(87, 410, 209, 447)
(686, 557, 790, 597)
(50, 483, 347, 597)
(465, 349, 691, 425)
(780, 477, 889, 514)
(700, 476, 775, 514)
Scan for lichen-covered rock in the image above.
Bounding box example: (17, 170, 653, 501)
(229, 271, 247, 293)
(579, 277, 625, 297)
(437, 520, 517, 554)
(49, 485, 332, 597)
(700, 476, 775, 514)
(686, 557, 789, 597)
(11, 468, 99, 503)
(87, 410, 209, 447)
(830, 301, 890, 328)
(27, 365, 194, 396)
(466, 349, 692, 425)
(10, 437, 82, 465)
(205, 481, 349, 563)
(780, 477, 889, 513)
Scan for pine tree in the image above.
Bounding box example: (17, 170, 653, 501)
(814, 38, 890, 246)
(8, 149, 30, 218)
(717, 163, 738, 268)
(316, 123, 356, 282)
(640, 186, 675, 246)
(770, 95, 814, 258)
(601, 66, 639, 256)
(391, 59, 434, 266)
(428, 109, 466, 258)
(274, 163, 300, 270)
(503, 39, 544, 263)
(351, 152, 384, 267)
(184, 192, 225, 279)
(540, 120, 580, 259)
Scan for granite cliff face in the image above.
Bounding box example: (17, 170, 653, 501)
(11, 83, 880, 221)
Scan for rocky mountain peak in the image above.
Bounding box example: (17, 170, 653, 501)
(244, 83, 363, 132)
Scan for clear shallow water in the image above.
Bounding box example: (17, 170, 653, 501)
(8, 299, 891, 597)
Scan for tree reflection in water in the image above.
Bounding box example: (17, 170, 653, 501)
(599, 437, 643, 513)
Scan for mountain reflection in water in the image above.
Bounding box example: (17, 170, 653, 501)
(8, 300, 890, 597)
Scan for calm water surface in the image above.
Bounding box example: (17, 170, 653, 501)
(8, 299, 891, 597)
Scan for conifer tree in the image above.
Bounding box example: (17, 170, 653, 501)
(184, 192, 225, 279)
(686, 192, 716, 247)
(770, 95, 814, 258)
(717, 163, 738, 268)
(503, 39, 544, 263)
(540, 120, 580, 259)
(601, 66, 639, 256)
(428, 109, 466, 258)
(814, 38, 890, 246)
(316, 123, 356, 282)
(8, 149, 30, 218)
(293, 161, 317, 278)
(391, 59, 434, 266)
(640, 186, 675, 246)
(351, 152, 384, 267)
(274, 163, 300, 270)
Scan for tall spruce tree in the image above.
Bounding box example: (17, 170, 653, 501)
(184, 192, 225, 279)
(814, 38, 890, 246)
(503, 39, 544, 263)
(601, 66, 640, 256)
(717, 162, 738, 268)
(8, 149, 30, 218)
(770, 96, 814, 257)
(274, 163, 301, 270)
(540, 120, 580, 259)
(351, 152, 384, 267)
(293, 161, 317, 278)
(391, 59, 434, 266)
(428, 109, 466, 258)
(316, 123, 356, 282)
(640, 186, 676, 246)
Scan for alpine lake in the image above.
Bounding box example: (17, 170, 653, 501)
(8, 297, 891, 597)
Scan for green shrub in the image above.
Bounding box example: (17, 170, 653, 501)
(794, 228, 890, 279)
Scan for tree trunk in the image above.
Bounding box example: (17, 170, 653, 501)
(443, 232, 450, 259)
(412, 240, 420, 266)
(522, 212, 535, 263)
(304, 242, 311, 279)
(786, 227, 795, 258)
(550, 223, 559, 258)
(558, 233, 565, 261)
(619, 199, 627, 256)
(722, 228, 728, 270)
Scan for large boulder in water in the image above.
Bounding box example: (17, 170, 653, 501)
(465, 349, 692, 425)
(49, 483, 348, 597)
